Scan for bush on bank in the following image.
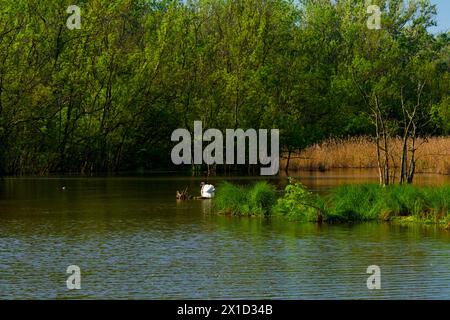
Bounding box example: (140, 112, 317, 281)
(272, 179, 324, 222)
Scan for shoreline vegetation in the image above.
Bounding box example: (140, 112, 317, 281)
(281, 136, 450, 175)
(213, 180, 450, 229)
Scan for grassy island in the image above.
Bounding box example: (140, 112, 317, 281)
(213, 180, 450, 228)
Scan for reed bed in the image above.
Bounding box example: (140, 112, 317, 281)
(281, 136, 450, 175)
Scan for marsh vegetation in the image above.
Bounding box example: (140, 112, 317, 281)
(214, 180, 450, 227)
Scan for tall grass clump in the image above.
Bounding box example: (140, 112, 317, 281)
(378, 185, 426, 219)
(213, 181, 247, 215)
(420, 187, 450, 223)
(325, 184, 383, 222)
(213, 181, 277, 216)
(247, 181, 277, 215)
(325, 184, 450, 224)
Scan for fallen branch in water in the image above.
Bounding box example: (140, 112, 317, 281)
(176, 187, 192, 200)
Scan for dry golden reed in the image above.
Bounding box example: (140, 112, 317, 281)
(281, 136, 450, 175)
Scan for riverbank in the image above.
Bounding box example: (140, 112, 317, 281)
(281, 136, 450, 175)
(213, 180, 450, 228)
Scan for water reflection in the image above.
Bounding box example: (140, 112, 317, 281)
(0, 174, 449, 299)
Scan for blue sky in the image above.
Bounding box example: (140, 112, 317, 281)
(430, 0, 450, 33)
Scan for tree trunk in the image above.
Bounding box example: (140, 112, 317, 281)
(407, 127, 417, 184)
(285, 148, 292, 174)
(374, 114, 383, 185)
(400, 135, 408, 184)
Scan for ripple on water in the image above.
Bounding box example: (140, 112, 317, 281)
(0, 177, 449, 299)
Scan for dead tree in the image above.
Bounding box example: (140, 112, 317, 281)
(399, 82, 426, 184)
(372, 94, 392, 186)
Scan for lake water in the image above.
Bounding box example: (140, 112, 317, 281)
(0, 171, 449, 299)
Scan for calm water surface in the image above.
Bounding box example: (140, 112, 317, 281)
(0, 172, 449, 299)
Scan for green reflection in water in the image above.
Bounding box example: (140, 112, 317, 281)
(0, 174, 449, 299)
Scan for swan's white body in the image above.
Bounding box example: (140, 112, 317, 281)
(201, 184, 215, 198)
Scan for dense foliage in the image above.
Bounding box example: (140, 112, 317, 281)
(0, 0, 448, 174)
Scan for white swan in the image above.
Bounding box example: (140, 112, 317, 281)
(200, 182, 215, 198)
